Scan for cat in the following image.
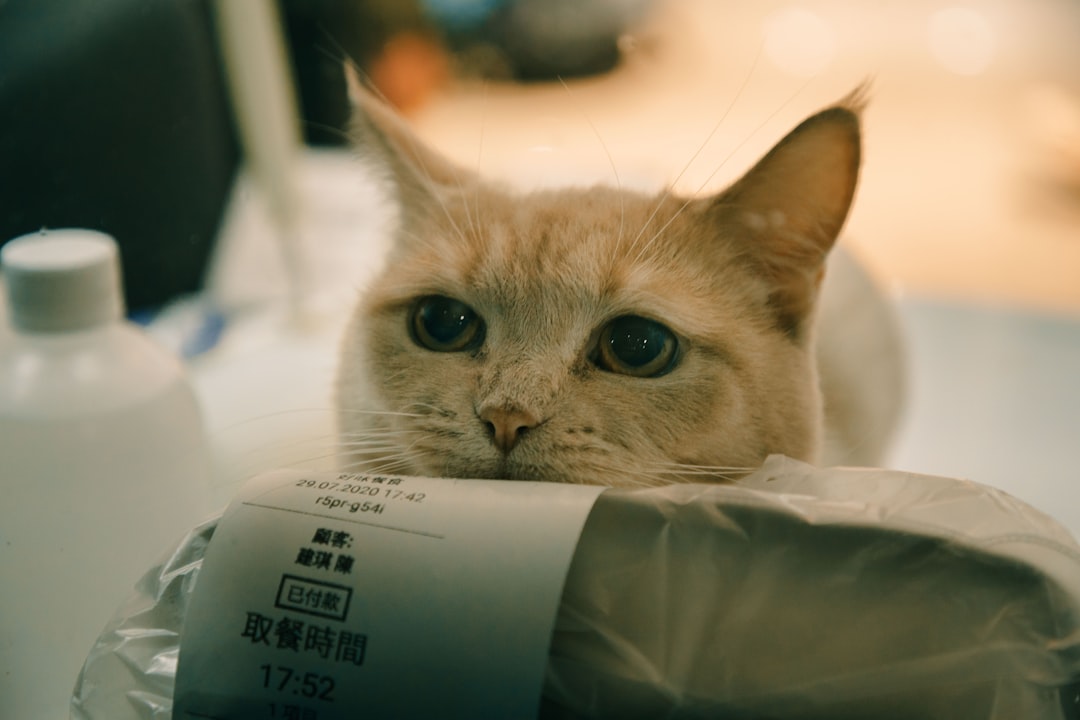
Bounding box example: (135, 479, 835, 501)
(335, 76, 905, 487)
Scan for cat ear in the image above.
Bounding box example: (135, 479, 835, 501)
(344, 63, 473, 218)
(712, 94, 863, 338)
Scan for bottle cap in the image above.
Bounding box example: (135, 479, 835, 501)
(1, 229, 125, 332)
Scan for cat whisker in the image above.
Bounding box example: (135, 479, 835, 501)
(336, 433, 425, 451)
(644, 464, 754, 474)
(690, 78, 813, 201)
(464, 81, 490, 249)
(339, 453, 423, 476)
(638, 462, 756, 484)
(310, 39, 390, 148)
(336, 421, 425, 433)
(632, 78, 814, 266)
(336, 422, 416, 432)
(557, 77, 625, 248)
(208, 408, 340, 435)
(396, 227, 460, 260)
(335, 441, 423, 454)
(335, 430, 422, 441)
(644, 469, 751, 478)
(433, 171, 481, 252)
(277, 448, 363, 471)
(299, 452, 416, 478)
(611, 470, 675, 489)
(336, 408, 425, 418)
(349, 78, 476, 251)
(399, 401, 457, 418)
(335, 441, 416, 452)
(341, 431, 429, 454)
(339, 446, 418, 461)
(625, 44, 764, 261)
(214, 447, 349, 482)
(301, 118, 354, 145)
(559, 456, 685, 489)
(328, 453, 410, 470)
(225, 434, 342, 462)
(645, 461, 756, 472)
(630, 196, 692, 266)
(311, 38, 478, 254)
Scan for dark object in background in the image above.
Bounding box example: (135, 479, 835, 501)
(278, 0, 441, 144)
(278, 0, 381, 147)
(0, 0, 650, 311)
(278, 0, 655, 146)
(424, 0, 653, 81)
(0, 0, 239, 312)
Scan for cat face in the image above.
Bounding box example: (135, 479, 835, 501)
(337, 80, 862, 486)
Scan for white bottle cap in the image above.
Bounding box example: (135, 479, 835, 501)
(1, 229, 125, 332)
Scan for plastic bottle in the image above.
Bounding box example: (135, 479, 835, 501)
(0, 229, 211, 720)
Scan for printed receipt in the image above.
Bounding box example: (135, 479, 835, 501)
(172, 470, 604, 720)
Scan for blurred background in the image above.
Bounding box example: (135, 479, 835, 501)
(1, 0, 1078, 532)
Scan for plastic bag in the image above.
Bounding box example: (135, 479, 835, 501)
(72, 457, 1080, 719)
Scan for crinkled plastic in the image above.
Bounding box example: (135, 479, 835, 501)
(72, 457, 1080, 719)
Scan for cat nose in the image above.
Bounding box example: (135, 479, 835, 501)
(478, 405, 540, 453)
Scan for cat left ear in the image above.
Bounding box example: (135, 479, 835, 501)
(712, 93, 864, 338)
(344, 63, 474, 218)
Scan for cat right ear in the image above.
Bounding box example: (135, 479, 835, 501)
(709, 92, 864, 340)
(344, 63, 473, 216)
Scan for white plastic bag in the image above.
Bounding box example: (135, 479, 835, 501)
(72, 457, 1080, 719)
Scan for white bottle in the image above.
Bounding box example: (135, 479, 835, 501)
(0, 230, 211, 720)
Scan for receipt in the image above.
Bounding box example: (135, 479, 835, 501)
(172, 470, 604, 720)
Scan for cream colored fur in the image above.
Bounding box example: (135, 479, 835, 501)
(336, 83, 904, 485)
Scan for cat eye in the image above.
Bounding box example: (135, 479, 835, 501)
(410, 295, 485, 352)
(595, 315, 679, 378)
